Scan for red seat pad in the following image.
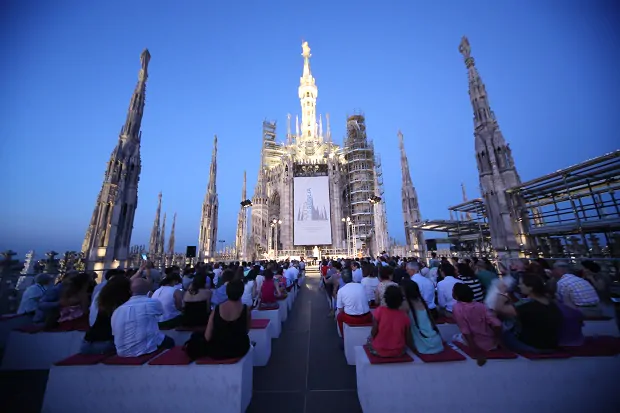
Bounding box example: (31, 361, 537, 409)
(362, 345, 413, 364)
(563, 336, 620, 357)
(15, 324, 45, 334)
(517, 350, 572, 360)
(195, 355, 245, 365)
(175, 325, 206, 332)
(434, 316, 456, 325)
(258, 304, 279, 311)
(48, 316, 90, 332)
(55, 353, 113, 366)
(103, 348, 166, 365)
(413, 344, 466, 363)
(148, 346, 191, 365)
(251, 319, 270, 329)
(346, 322, 373, 327)
(453, 341, 518, 360)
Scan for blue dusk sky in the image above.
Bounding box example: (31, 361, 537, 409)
(1, 1, 618, 257)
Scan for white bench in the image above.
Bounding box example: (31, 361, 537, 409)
(278, 298, 288, 323)
(583, 318, 619, 337)
(42, 347, 253, 413)
(162, 320, 272, 367)
(252, 308, 282, 338)
(354, 345, 620, 413)
(1, 330, 84, 370)
(0, 313, 32, 349)
(343, 322, 461, 365)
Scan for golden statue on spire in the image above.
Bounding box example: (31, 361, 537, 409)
(302, 41, 311, 58)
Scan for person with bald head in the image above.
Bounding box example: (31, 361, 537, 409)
(111, 278, 175, 357)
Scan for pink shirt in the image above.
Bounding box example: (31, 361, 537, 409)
(452, 301, 501, 352)
(371, 306, 411, 357)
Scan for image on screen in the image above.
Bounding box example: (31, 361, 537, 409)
(293, 176, 332, 245)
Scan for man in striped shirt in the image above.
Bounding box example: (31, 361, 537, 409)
(457, 263, 485, 302)
(553, 261, 602, 318)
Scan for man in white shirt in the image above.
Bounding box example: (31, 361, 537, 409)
(436, 264, 462, 315)
(351, 261, 363, 283)
(212, 263, 223, 287)
(17, 274, 53, 314)
(284, 263, 299, 287)
(336, 269, 372, 336)
(111, 278, 175, 357)
(407, 262, 438, 316)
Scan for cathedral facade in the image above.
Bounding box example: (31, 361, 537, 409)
(242, 42, 390, 260)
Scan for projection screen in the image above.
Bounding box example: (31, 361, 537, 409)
(293, 176, 333, 245)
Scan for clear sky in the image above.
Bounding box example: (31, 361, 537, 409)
(1, 1, 618, 257)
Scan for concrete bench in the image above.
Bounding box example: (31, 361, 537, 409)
(277, 297, 288, 323)
(583, 317, 619, 337)
(252, 307, 282, 338)
(354, 344, 620, 413)
(1, 330, 84, 370)
(0, 313, 32, 349)
(343, 322, 461, 365)
(161, 319, 272, 367)
(42, 346, 253, 413)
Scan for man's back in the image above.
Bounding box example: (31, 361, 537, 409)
(337, 283, 369, 315)
(111, 295, 164, 357)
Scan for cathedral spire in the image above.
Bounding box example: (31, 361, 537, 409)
(198, 136, 219, 262)
(207, 135, 218, 194)
(167, 213, 176, 255)
(148, 192, 162, 254)
(241, 170, 247, 201)
(121, 49, 150, 141)
(398, 131, 424, 255)
(326, 113, 332, 143)
(159, 213, 166, 256)
(298, 41, 318, 141)
(459, 36, 524, 257)
(461, 182, 472, 221)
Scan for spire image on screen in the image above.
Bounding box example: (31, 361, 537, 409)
(298, 188, 328, 221)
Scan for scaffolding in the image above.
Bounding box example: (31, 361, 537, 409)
(262, 120, 283, 169)
(505, 150, 620, 259)
(343, 114, 375, 252)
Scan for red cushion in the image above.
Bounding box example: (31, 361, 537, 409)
(176, 325, 206, 332)
(563, 336, 620, 357)
(148, 346, 191, 365)
(0, 313, 27, 321)
(195, 355, 244, 365)
(15, 324, 45, 334)
(369, 303, 378, 309)
(55, 353, 113, 366)
(362, 345, 413, 364)
(413, 344, 466, 363)
(517, 350, 572, 360)
(453, 341, 518, 360)
(346, 322, 373, 328)
(48, 316, 90, 332)
(258, 304, 279, 311)
(251, 319, 270, 329)
(434, 316, 456, 325)
(103, 348, 165, 365)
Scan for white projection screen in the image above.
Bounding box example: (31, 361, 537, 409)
(293, 176, 333, 245)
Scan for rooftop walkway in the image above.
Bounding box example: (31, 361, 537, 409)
(0, 267, 363, 413)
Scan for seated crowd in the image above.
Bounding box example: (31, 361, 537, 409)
(320, 253, 613, 365)
(15, 259, 306, 361)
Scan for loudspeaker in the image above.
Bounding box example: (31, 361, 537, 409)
(186, 246, 197, 258)
(426, 239, 438, 251)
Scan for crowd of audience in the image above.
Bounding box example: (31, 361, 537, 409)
(15, 259, 307, 361)
(320, 252, 614, 366)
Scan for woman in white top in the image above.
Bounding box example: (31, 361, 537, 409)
(241, 271, 257, 307)
(151, 274, 184, 329)
(360, 264, 380, 305)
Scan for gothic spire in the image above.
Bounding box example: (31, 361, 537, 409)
(207, 135, 218, 194)
(148, 192, 162, 254)
(121, 49, 150, 141)
(167, 213, 176, 255)
(159, 213, 166, 256)
(241, 170, 247, 201)
(398, 130, 414, 189)
(398, 131, 424, 255)
(298, 41, 318, 141)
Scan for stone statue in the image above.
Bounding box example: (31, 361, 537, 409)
(302, 41, 311, 58)
(459, 36, 471, 58)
